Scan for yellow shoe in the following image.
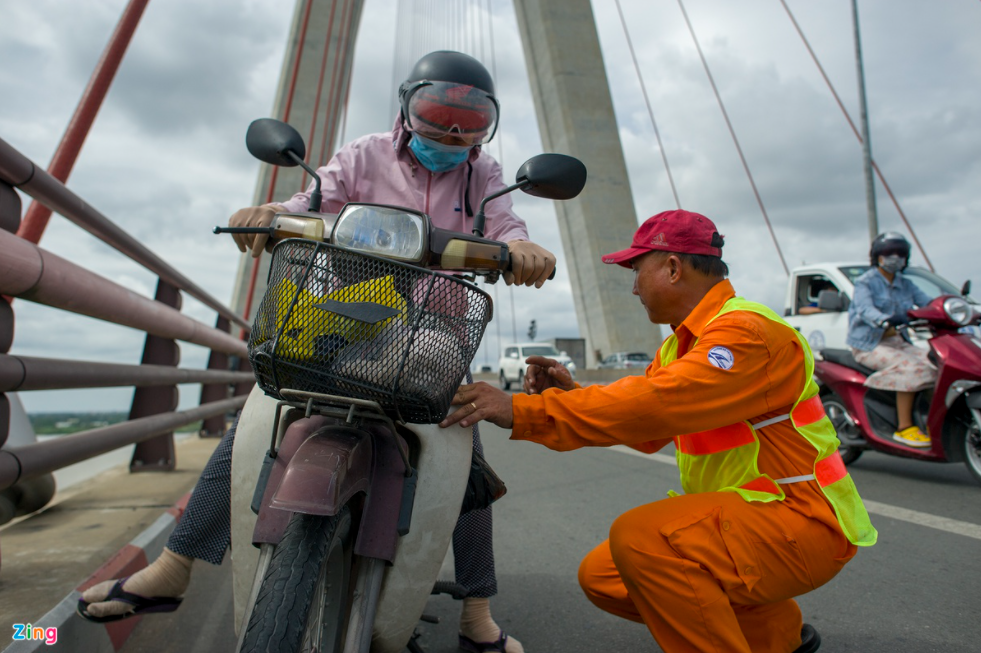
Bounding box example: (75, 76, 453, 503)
(893, 425, 931, 448)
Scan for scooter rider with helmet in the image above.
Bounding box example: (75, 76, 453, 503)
(232, 49, 555, 288)
(80, 50, 546, 653)
(846, 232, 937, 447)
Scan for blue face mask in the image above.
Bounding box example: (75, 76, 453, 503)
(408, 133, 471, 172)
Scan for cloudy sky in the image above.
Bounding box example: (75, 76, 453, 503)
(3, 0, 979, 413)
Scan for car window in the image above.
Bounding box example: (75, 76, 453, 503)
(626, 353, 650, 361)
(504, 347, 516, 357)
(904, 268, 973, 302)
(795, 274, 839, 313)
(522, 345, 559, 357)
(839, 266, 870, 286)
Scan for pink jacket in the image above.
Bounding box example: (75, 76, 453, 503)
(278, 118, 529, 243)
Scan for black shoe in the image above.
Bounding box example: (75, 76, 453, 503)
(793, 624, 821, 653)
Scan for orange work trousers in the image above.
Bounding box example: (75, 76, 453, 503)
(578, 491, 856, 653)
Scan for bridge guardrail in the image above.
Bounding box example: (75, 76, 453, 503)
(0, 135, 254, 529)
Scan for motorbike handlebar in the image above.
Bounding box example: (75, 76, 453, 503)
(214, 224, 558, 282)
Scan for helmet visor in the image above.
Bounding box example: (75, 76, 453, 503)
(405, 80, 499, 145)
(879, 244, 909, 258)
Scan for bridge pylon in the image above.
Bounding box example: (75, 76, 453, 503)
(514, 0, 662, 365)
(231, 0, 365, 324)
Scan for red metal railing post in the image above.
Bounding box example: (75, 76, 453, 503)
(129, 279, 180, 472)
(16, 0, 150, 245)
(198, 316, 232, 438)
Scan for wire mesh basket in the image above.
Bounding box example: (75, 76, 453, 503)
(248, 239, 493, 423)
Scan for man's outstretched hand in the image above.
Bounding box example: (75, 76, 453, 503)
(523, 356, 575, 395)
(439, 382, 514, 430)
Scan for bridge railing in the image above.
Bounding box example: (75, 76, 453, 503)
(0, 135, 254, 522)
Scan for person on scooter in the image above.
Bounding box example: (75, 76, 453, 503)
(441, 209, 878, 653)
(846, 232, 937, 448)
(79, 50, 547, 653)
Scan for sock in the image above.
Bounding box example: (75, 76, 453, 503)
(81, 547, 193, 618)
(459, 597, 524, 653)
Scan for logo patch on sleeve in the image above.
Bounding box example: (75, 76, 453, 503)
(707, 346, 735, 370)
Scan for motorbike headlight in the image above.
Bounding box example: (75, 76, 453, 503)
(943, 297, 972, 326)
(332, 204, 426, 262)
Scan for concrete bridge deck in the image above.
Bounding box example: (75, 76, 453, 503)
(6, 371, 979, 652)
(0, 435, 221, 650)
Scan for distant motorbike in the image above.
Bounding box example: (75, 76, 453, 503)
(815, 294, 981, 485)
(217, 118, 586, 652)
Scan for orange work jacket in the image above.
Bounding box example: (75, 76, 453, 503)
(511, 280, 854, 537)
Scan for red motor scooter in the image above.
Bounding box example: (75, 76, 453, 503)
(815, 294, 981, 485)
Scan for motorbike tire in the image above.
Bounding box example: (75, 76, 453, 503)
(961, 416, 981, 486)
(822, 392, 864, 465)
(239, 508, 353, 653)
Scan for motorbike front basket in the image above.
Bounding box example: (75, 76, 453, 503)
(248, 239, 492, 423)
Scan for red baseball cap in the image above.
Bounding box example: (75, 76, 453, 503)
(601, 210, 724, 268)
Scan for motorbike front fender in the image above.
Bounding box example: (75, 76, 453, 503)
(370, 413, 473, 653)
(269, 425, 371, 515)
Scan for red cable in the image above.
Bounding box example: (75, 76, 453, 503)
(336, 4, 359, 151)
(303, 0, 340, 188)
(319, 0, 354, 166)
(241, 0, 315, 335)
(676, 0, 789, 275)
(16, 0, 150, 245)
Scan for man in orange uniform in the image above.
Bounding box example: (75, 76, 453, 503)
(440, 210, 877, 653)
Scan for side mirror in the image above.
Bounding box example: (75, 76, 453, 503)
(246, 118, 307, 166)
(245, 118, 322, 212)
(515, 154, 587, 200)
(962, 280, 972, 297)
(471, 153, 586, 238)
(817, 289, 844, 312)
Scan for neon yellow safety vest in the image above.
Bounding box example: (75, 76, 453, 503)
(658, 296, 877, 547)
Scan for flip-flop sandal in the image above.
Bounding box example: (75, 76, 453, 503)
(459, 631, 510, 653)
(76, 576, 183, 624)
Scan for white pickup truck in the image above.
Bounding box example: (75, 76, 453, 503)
(783, 262, 976, 351)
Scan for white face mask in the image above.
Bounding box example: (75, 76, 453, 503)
(878, 255, 904, 273)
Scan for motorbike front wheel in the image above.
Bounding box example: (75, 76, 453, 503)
(822, 392, 864, 465)
(239, 507, 353, 653)
(962, 415, 981, 486)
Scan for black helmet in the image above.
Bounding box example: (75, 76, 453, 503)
(870, 231, 911, 268)
(398, 51, 500, 145)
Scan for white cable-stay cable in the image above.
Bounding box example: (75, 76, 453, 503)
(613, 0, 681, 210)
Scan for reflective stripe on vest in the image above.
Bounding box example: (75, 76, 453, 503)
(678, 395, 826, 457)
(660, 295, 878, 547)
